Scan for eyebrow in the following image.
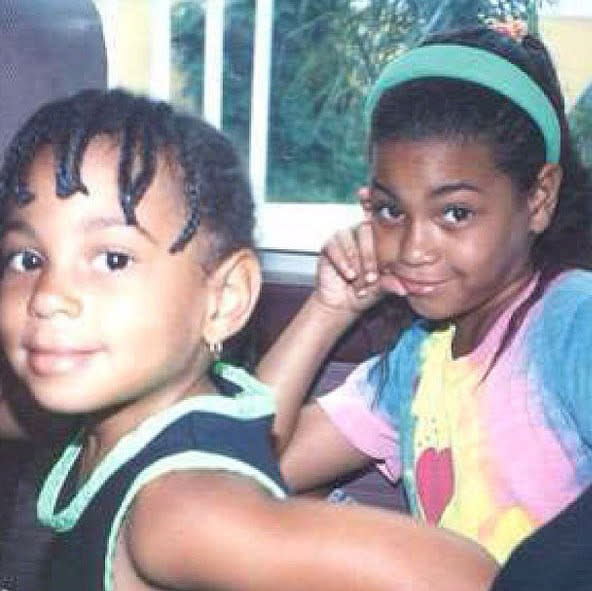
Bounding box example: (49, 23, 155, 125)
(82, 217, 157, 243)
(0, 219, 35, 239)
(1, 216, 157, 244)
(371, 178, 482, 200)
(371, 179, 398, 201)
(431, 181, 482, 197)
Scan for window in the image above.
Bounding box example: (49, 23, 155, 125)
(94, 0, 592, 275)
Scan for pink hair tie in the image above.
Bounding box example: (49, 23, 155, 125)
(489, 19, 528, 43)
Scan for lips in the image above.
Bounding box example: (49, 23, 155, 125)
(24, 344, 101, 376)
(379, 268, 448, 296)
(397, 276, 447, 295)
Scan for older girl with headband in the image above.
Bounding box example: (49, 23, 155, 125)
(259, 25, 592, 566)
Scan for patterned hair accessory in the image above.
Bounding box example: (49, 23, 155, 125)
(489, 18, 528, 43)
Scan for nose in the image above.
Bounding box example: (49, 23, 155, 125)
(398, 219, 438, 266)
(28, 267, 82, 319)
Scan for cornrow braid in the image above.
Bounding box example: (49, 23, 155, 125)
(0, 88, 255, 261)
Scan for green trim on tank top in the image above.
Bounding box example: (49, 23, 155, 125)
(37, 363, 276, 532)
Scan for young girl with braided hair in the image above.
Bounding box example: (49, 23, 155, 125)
(259, 24, 592, 567)
(0, 88, 497, 590)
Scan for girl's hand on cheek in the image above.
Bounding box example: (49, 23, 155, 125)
(315, 222, 384, 315)
(357, 185, 407, 299)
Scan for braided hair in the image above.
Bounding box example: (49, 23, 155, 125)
(0, 88, 255, 264)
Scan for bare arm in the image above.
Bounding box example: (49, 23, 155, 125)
(280, 402, 372, 491)
(258, 292, 360, 452)
(126, 471, 498, 591)
(258, 223, 383, 450)
(258, 222, 405, 490)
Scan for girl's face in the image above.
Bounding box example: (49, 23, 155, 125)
(0, 138, 215, 417)
(367, 139, 537, 326)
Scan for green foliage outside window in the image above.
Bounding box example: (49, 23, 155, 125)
(569, 86, 592, 172)
(172, 1, 575, 204)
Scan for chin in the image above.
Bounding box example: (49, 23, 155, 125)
(407, 300, 456, 322)
(27, 384, 94, 415)
(32, 398, 83, 416)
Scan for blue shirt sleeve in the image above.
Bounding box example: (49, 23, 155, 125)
(531, 271, 592, 460)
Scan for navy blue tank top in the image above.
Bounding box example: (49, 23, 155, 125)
(37, 364, 288, 591)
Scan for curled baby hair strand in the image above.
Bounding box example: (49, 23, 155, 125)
(0, 88, 255, 263)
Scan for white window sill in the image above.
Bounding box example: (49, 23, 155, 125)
(256, 202, 364, 283)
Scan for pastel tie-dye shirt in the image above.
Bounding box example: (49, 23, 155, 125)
(318, 270, 592, 563)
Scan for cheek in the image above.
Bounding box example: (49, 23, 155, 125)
(445, 223, 529, 280)
(112, 276, 207, 348)
(446, 236, 493, 267)
(372, 224, 401, 265)
(0, 282, 28, 337)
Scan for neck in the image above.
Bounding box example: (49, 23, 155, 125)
(451, 269, 536, 358)
(79, 372, 217, 481)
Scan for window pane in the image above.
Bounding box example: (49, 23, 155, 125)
(172, 1, 253, 165)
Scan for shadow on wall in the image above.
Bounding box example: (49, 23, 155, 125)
(0, 2, 107, 590)
(0, 0, 107, 155)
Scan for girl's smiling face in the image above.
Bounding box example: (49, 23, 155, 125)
(0, 138, 215, 416)
(367, 139, 538, 330)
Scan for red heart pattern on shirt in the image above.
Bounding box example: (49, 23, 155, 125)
(416, 447, 454, 524)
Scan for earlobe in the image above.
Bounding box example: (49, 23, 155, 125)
(528, 163, 562, 234)
(202, 249, 261, 347)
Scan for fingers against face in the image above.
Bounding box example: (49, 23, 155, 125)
(322, 223, 378, 297)
(356, 222, 378, 284)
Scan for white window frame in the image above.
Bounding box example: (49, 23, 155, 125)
(200, 0, 345, 278)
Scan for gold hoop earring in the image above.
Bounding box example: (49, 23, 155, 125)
(208, 340, 223, 360)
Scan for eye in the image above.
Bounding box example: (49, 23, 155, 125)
(442, 205, 473, 224)
(2, 249, 44, 273)
(92, 251, 133, 272)
(369, 200, 403, 224)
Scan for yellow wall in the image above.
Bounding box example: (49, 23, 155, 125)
(93, 0, 188, 105)
(93, 0, 153, 94)
(540, 16, 592, 108)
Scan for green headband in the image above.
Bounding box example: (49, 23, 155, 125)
(365, 44, 561, 163)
